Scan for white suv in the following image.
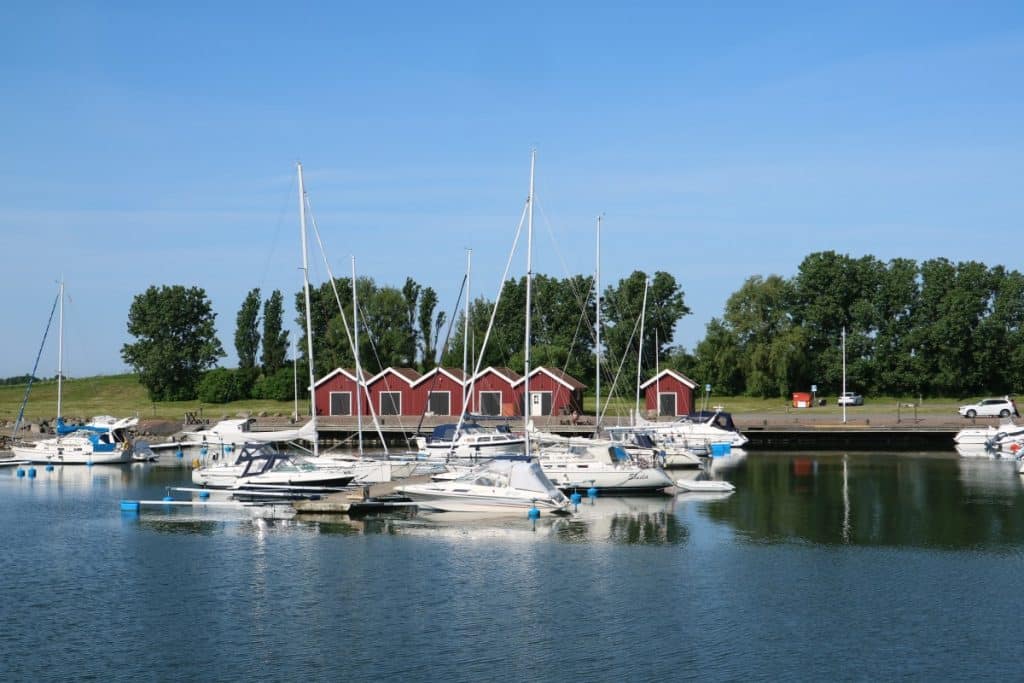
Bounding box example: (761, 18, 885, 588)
(958, 396, 1019, 419)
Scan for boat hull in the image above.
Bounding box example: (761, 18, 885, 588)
(398, 485, 568, 514)
(11, 443, 131, 465)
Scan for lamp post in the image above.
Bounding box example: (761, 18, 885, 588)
(842, 327, 847, 425)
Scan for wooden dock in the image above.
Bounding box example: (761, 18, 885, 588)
(291, 473, 433, 515)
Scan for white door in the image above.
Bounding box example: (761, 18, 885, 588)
(531, 392, 543, 417)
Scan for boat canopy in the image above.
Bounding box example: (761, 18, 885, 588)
(688, 411, 739, 432)
(455, 457, 562, 497)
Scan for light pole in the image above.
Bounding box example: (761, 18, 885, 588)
(842, 327, 847, 425)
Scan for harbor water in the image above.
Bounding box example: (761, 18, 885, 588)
(2, 450, 1023, 681)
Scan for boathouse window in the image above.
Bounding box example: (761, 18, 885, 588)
(380, 391, 401, 416)
(659, 392, 677, 416)
(479, 391, 502, 416)
(330, 391, 352, 416)
(427, 391, 450, 416)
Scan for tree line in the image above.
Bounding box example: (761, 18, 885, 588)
(119, 251, 1024, 403)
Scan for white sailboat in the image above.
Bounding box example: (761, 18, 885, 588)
(400, 152, 569, 515)
(12, 282, 137, 464)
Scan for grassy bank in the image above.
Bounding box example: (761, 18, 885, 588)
(0, 372, 969, 425)
(0, 374, 306, 423)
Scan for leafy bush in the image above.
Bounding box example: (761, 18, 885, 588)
(253, 366, 295, 402)
(197, 368, 246, 404)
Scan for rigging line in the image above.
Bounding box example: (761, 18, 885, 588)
(535, 197, 595, 316)
(448, 198, 529, 459)
(416, 273, 467, 436)
(256, 171, 299, 298)
(599, 305, 643, 426)
(353, 297, 416, 444)
(304, 195, 393, 452)
(12, 287, 60, 439)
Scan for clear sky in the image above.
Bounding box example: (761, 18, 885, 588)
(1, 2, 1022, 379)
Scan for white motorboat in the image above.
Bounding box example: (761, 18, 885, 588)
(151, 418, 317, 455)
(676, 478, 735, 493)
(604, 427, 706, 468)
(397, 456, 570, 514)
(954, 420, 1022, 447)
(415, 422, 526, 462)
(633, 409, 750, 448)
(535, 440, 674, 494)
(191, 444, 355, 489)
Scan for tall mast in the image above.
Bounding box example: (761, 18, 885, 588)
(634, 276, 649, 422)
(524, 150, 535, 449)
(298, 162, 319, 456)
(594, 216, 601, 432)
(57, 278, 64, 422)
(463, 248, 472, 414)
(352, 256, 364, 455)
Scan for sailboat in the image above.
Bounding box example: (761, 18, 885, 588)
(529, 216, 675, 493)
(12, 281, 138, 464)
(399, 152, 570, 514)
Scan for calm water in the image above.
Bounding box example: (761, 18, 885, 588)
(1, 450, 1023, 681)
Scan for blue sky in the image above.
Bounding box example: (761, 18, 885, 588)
(1, 2, 1022, 378)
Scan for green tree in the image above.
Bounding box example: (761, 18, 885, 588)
(235, 288, 261, 370)
(198, 367, 246, 403)
(261, 289, 289, 373)
(721, 275, 806, 397)
(121, 285, 225, 401)
(418, 286, 441, 370)
(691, 319, 745, 395)
(602, 271, 689, 385)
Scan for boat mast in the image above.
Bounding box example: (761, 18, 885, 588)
(634, 275, 649, 423)
(57, 278, 64, 422)
(595, 216, 601, 433)
(352, 256, 364, 455)
(463, 248, 472, 414)
(524, 150, 535, 451)
(298, 162, 319, 456)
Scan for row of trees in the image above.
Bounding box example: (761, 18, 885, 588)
(120, 251, 1024, 403)
(121, 285, 292, 402)
(685, 252, 1024, 398)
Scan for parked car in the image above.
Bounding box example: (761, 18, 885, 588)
(958, 396, 1019, 419)
(837, 392, 864, 406)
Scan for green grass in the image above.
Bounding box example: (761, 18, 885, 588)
(0, 374, 307, 423)
(0, 373, 968, 424)
(584, 393, 963, 419)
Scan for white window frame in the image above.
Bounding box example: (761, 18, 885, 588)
(427, 390, 451, 416)
(479, 390, 502, 416)
(380, 391, 402, 416)
(329, 391, 352, 416)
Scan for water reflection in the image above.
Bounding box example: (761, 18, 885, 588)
(710, 451, 1024, 549)
(294, 496, 689, 546)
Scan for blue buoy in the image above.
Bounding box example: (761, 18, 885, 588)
(45, 464, 54, 472)
(587, 486, 598, 499)
(175, 448, 183, 459)
(16, 468, 25, 478)
(570, 492, 582, 505)
(200, 447, 208, 457)
(86, 461, 94, 467)
(119, 500, 140, 512)
(162, 495, 174, 502)
(527, 506, 540, 520)
(198, 490, 210, 499)
(27, 467, 36, 479)
(224, 445, 234, 454)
